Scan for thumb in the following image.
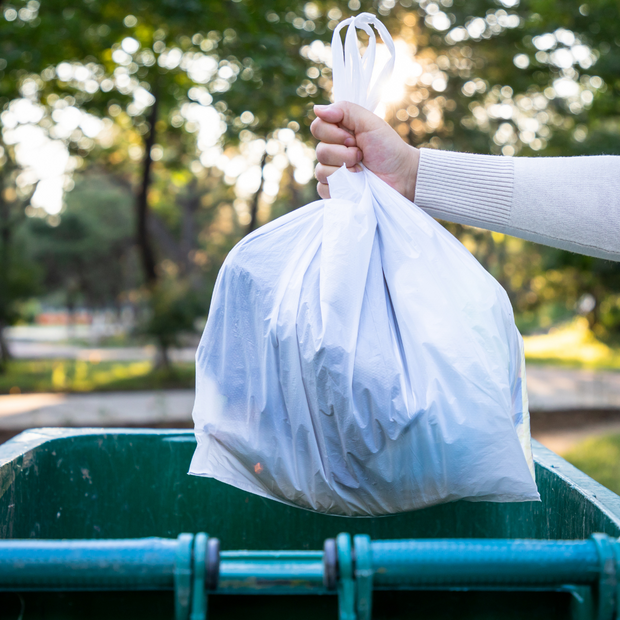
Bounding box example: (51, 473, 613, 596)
(314, 101, 384, 135)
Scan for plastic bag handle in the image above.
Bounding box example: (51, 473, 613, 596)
(331, 13, 396, 114)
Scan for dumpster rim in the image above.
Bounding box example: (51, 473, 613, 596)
(2, 428, 620, 530)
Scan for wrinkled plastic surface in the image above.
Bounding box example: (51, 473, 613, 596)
(190, 163, 539, 515)
(189, 14, 539, 516)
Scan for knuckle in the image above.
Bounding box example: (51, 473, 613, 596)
(315, 164, 326, 183)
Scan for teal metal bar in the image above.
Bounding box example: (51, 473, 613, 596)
(370, 538, 602, 587)
(353, 534, 372, 620)
(218, 550, 324, 594)
(190, 533, 208, 620)
(591, 534, 617, 620)
(337, 533, 355, 620)
(0, 540, 326, 595)
(0, 532, 618, 620)
(175, 533, 193, 620)
(0, 538, 178, 590)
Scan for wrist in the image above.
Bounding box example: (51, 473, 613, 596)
(402, 145, 420, 203)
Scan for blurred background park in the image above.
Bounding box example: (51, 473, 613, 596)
(1, 0, 620, 488)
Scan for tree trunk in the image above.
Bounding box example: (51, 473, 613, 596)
(0, 320, 10, 372)
(586, 284, 605, 331)
(137, 92, 159, 287)
(66, 294, 76, 342)
(148, 212, 186, 267)
(180, 180, 200, 267)
(247, 151, 268, 235)
(0, 183, 10, 373)
(155, 336, 171, 372)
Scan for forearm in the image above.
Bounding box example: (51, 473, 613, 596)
(412, 148, 620, 262)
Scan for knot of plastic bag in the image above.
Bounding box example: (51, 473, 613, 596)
(331, 13, 396, 114)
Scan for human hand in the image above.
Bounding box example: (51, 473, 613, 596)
(311, 101, 420, 201)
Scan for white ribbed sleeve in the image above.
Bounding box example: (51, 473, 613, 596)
(413, 148, 620, 262)
(414, 148, 513, 227)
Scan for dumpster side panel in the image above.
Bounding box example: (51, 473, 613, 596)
(1, 429, 619, 545)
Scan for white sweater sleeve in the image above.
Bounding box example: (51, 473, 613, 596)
(413, 148, 620, 261)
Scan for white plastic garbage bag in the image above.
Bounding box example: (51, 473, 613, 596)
(189, 13, 539, 516)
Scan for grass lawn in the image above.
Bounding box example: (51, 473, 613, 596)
(526, 318, 620, 492)
(524, 317, 620, 371)
(564, 433, 620, 495)
(0, 359, 195, 394)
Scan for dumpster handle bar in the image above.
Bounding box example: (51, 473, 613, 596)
(0, 533, 618, 620)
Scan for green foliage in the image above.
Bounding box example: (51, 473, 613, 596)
(26, 173, 137, 308)
(0, 358, 194, 394)
(0, 242, 39, 327)
(564, 433, 620, 495)
(140, 276, 205, 365)
(1, 0, 332, 355)
(1, 0, 620, 346)
(1, 0, 327, 164)
(523, 317, 620, 370)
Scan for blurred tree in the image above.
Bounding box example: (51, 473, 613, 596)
(1, 0, 331, 362)
(365, 0, 620, 334)
(2, 0, 620, 349)
(0, 136, 39, 371)
(26, 173, 137, 318)
(1, 0, 325, 272)
(140, 277, 203, 369)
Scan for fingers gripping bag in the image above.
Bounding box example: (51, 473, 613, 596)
(189, 13, 539, 516)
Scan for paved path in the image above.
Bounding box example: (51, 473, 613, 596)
(0, 390, 195, 429)
(5, 324, 199, 361)
(525, 366, 620, 452)
(527, 366, 620, 411)
(534, 422, 620, 455)
(7, 341, 196, 362)
(2, 366, 620, 454)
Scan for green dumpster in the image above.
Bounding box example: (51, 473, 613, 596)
(1, 427, 620, 619)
